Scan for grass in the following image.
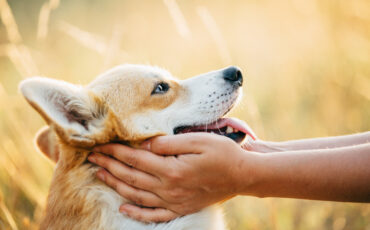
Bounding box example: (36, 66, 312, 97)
(0, 0, 369, 229)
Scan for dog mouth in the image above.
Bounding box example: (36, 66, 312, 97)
(173, 117, 256, 144)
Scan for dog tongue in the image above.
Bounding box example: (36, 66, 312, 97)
(193, 117, 257, 140)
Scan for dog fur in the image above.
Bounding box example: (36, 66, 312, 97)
(20, 64, 242, 230)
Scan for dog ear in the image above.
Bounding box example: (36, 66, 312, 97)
(35, 126, 59, 163)
(20, 77, 108, 147)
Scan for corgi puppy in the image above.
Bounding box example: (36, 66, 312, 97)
(20, 64, 253, 230)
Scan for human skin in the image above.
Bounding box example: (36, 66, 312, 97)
(88, 131, 370, 223)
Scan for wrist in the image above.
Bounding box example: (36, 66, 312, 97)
(233, 149, 267, 197)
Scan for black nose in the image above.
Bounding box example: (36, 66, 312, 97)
(223, 66, 243, 86)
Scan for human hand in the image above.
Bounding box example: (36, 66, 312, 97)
(88, 133, 259, 223)
(242, 138, 285, 153)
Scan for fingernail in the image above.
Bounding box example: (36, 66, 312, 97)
(140, 140, 151, 151)
(119, 206, 128, 214)
(120, 210, 127, 215)
(247, 135, 254, 143)
(96, 170, 105, 181)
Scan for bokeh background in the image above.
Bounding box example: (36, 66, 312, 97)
(0, 0, 369, 229)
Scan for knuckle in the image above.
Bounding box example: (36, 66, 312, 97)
(150, 215, 163, 223)
(187, 138, 201, 148)
(104, 159, 114, 170)
(107, 179, 122, 193)
(166, 168, 183, 182)
(152, 141, 166, 153)
(126, 154, 139, 167)
(167, 188, 184, 200)
(131, 194, 143, 205)
(172, 203, 185, 213)
(111, 148, 121, 159)
(126, 175, 137, 186)
(174, 203, 192, 215)
(190, 134, 210, 146)
(94, 156, 104, 166)
(115, 182, 124, 194)
(134, 213, 144, 222)
(103, 145, 113, 154)
(153, 137, 174, 154)
(97, 156, 111, 169)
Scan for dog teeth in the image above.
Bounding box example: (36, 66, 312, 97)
(226, 126, 233, 134)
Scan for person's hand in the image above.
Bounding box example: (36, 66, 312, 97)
(88, 133, 259, 223)
(242, 138, 284, 153)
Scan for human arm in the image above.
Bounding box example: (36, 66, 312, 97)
(241, 142, 370, 201)
(243, 131, 370, 153)
(88, 133, 370, 222)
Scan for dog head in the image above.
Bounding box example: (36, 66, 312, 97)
(20, 64, 253, 161)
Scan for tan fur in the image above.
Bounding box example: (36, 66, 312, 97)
(89, 68, 185, 118)
(33, 67, 181, 229)
(40, 144, 101, 230)
(21, 64, 237, 230)
(36, 127, 59, 162)
(38, 112, 146, 229)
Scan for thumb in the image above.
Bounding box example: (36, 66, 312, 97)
(141, 133, 212, 156)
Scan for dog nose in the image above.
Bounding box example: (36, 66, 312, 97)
(223, 66, 243, 86)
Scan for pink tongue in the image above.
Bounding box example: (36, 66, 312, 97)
(194, 118, 257, 140)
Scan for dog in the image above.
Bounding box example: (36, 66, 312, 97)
(20, 64, 253, 230)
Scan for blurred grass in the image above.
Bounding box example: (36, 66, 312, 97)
(0, 0, 369, 229)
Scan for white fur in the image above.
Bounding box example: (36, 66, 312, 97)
(21, 64, 243, 230)
(88, 65, 241, 229)
(113, 65, 243, 137)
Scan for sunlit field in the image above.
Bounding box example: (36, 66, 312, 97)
(0, 0, 369, 229)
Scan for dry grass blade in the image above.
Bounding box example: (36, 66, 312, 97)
(0, 139, 46, 209)
(103, 24, 125, 69)
(37, 0, 60, 40)
(197, 6, 231, 65)
(0, 192, 19, 230)
(58, 21, 108, 54)
(6, 44, 39, 78)
(0, 0, 38, 77)
(58, 20, 130, 61)
(332, 75, 370, 101)
(0, 0, 22, 43)
(0, 43, 8, 56)
(163, 0, 190, 38)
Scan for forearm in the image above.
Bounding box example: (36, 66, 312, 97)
(276, 131, 370, 150)
(247, 131, 370, 152)
(241, 143, 370, 202)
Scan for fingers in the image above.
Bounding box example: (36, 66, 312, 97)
(241, 136, 255, 151)
(97, 169, 165, 208)
(93, 143, 166, 175)
(242, 139, 280, 153)
(120, 204, 180, 223)
(88, 153, 160, 191)
(142, 133, 215, 155)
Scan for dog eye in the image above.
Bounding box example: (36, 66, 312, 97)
(152, 82, 170, 95)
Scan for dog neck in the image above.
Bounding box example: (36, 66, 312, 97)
(40, 143, 103, 230)
(39, 139, 148, 230)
